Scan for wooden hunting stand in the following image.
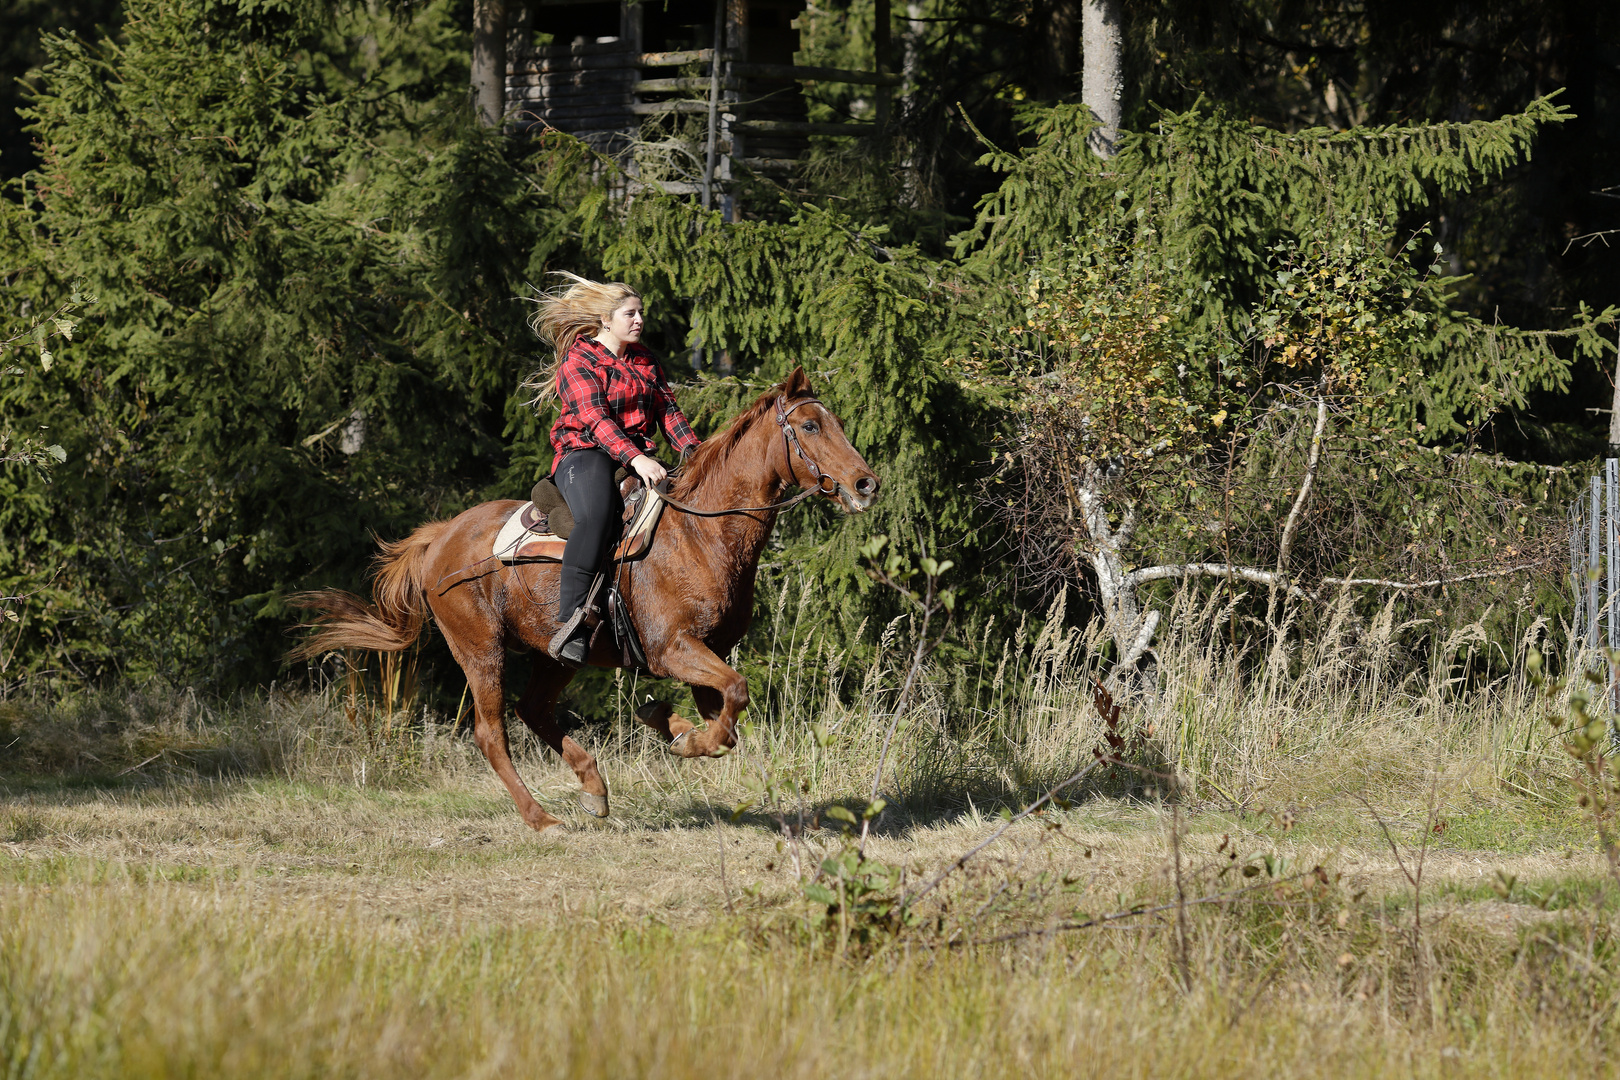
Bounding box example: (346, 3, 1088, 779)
(504, 0, 900, 215)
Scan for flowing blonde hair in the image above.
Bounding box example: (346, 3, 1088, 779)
(521, 272, 641, 405)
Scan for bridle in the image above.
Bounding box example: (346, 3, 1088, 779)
(775, 395, 841, 497)
(658, 394, 842, 518)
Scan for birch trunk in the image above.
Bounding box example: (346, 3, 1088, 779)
(1080, 0, 1122, 156)
(1076, 464, 1158, 694)
(472, 0, 508, 128)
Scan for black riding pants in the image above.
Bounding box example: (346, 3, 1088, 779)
(554, 448, 623, 619)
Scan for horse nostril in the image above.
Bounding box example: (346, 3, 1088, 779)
(855, 476, 877, 497)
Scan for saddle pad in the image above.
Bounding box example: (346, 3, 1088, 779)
(492, 486, 667, 564)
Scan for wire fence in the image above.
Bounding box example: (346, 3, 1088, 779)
(1571, 458, 1620, 710)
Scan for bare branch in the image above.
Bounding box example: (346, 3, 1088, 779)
(1124, 560, 1544, 598)
(1126, 563, 1306, 594)
(1317, 562, 1544, 591)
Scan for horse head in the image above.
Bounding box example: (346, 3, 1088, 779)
(773, 366, 881, 513)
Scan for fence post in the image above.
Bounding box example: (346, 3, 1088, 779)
(1610, 459, 1619, 709)
(1590, 475, 1602, 650)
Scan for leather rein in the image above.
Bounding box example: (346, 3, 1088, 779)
(655, 395, 841, 519)
(433, 397, 836, 598)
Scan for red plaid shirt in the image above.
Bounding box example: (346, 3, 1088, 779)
(549, 337, 701, 467)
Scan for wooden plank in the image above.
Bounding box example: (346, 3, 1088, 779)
(529, 40, 636, 59)
(509, 54, 640, 74)
(731, 62, 902, 86)
(633, 77, 743, 93)
(513, 104, 636, 122)
(508, 69, 636, 86)
(509, 81, 635, 99)
(629, 101, 711, 115)
(639, 49, 716, 67)
(506, 86, 632, 101)
(631, 180, 703, 194)
(734, 120, 875, 136)
(739, 157, 799, 172)
(508, 92, 634, 109)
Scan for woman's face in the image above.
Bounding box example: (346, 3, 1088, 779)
(602, 297, 644, 344)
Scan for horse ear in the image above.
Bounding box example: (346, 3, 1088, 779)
(783, 365, 812, 398)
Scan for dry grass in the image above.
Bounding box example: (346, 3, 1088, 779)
(2, 590, 1616, 1077)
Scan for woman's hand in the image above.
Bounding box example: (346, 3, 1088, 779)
(629, 454, 667, 490)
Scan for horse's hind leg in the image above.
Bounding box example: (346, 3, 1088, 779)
(516, 660, 610, 818)
(456, 643, 564, 833)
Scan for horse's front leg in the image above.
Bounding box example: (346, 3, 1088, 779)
(653, 635, 749, 758)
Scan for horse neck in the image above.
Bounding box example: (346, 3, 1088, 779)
(680, 411, 791, 559)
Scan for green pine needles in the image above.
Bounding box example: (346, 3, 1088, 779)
(0, 0, 1603, 695)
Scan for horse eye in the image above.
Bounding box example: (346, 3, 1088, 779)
(802, 421, 819, 434)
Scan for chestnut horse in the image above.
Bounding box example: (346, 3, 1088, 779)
(289, 368, 880, 832)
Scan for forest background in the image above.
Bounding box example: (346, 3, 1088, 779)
(1, 0, 1617, 714)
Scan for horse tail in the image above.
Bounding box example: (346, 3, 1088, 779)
(286, 520, 452, 661)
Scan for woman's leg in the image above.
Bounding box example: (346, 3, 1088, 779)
(554, 448, 622, 619)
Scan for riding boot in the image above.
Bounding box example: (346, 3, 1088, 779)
(548, 573, 605, 667)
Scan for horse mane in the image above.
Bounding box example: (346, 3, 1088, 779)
(670, 384, 783, 500)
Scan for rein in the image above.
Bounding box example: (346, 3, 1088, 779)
(657, 395, 839, 519)
(434, 396, 838, 597)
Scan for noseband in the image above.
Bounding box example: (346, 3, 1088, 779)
(775, 395, 840, 497)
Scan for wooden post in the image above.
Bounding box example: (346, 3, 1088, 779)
(1609, 334, 1620, 455)
(702, 0, 725, 210)
(620, 1, 643, 54)
(721, 0, 748, 225)
(694, 0, 727, 371)
(874, 0, 890, 129)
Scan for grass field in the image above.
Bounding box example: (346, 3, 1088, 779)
(4, 601, 1619, 1078)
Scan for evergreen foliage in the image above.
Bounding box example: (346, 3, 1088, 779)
(0, 0, 1607, 701)
(957, 98, 1614, 439)
(1, 0, 576, 685)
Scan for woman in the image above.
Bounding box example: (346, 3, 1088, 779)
(525, 273, 701, 667)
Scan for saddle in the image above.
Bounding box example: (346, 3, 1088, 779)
(491, 474, 668, 564)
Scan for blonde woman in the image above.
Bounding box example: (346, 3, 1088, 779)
(527, 274, 701, 667)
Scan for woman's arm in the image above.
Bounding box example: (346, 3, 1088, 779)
(652, 379, 702, 457)
(556, 354, 641, 465)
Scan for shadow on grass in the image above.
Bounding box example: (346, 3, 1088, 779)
(649, 765, 1161, 839)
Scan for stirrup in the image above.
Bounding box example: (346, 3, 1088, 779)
(547, 574, 605, 664)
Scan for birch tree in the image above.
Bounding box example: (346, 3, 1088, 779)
(1080, 0, 1122, 156)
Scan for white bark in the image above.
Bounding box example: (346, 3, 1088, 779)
(1123, 560, 1542, 599)
(1075, 464, 1141, 653)
(1268, 394, 1329, 625)
(1609, 343, 1620, 451)
(472, 0, 508, 128)
(1075, 464, 1157, 695)
(1080, 0, 1122, 157)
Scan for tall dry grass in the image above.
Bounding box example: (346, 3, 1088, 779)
(4, 582, 1614, 1078)
(1, 579, 1580, 824)
(3, 870, 1616, 1080)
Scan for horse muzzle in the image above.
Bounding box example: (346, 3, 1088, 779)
(831, 473, 881, 513)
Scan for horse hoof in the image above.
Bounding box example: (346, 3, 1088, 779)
(577, 790, 609, 818)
